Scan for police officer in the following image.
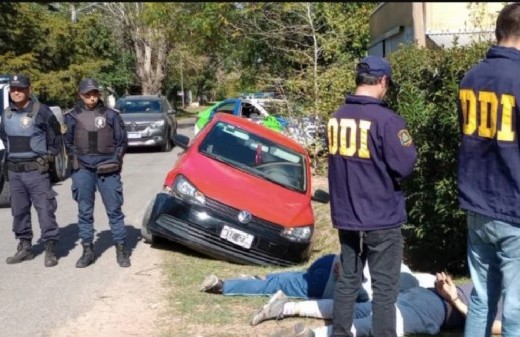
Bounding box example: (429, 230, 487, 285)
(326, 56, 417, 337)
(63, 78, 130, 268)
(0, 74, 61, 267)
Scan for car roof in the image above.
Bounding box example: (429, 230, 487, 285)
(210, 112, 308, 155)
(119, 95, 162, 101)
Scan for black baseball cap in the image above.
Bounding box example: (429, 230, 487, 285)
(9, 74, 31, 88)
(356, 55, 395, 87)
(79, 78, 100, 94)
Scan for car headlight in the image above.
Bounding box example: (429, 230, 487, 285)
(172, 175, 206, 205)
(150, 120, 165, 128)
(281, 225, 313, 242)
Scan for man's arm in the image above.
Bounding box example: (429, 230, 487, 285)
(43, 108, 63, 157)
(435, 272, 501, 335)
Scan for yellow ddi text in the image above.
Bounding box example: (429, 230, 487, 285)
(459, 89, 515, 141)
(327, 118, 371, 158)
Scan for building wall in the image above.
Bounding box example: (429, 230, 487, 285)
(424, 2, 503, 34)
(369, 2, 506, 56)
(369, 2, 415, 57)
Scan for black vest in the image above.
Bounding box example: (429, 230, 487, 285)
(3, 102, 47, 160)
(72, 106, 115, 155)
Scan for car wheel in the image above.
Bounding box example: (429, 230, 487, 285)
(161, 130, 173, 152)
(50, 141, 69, 183)
(0, 173, 11, 208)
(141, 195, 157, 244)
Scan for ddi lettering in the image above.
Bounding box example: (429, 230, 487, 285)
(459, 89, 516, 141)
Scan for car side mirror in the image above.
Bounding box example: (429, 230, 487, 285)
(168, 109, 176, 115)
(173, 134, 190, 150)
(311, 189, 330, 203)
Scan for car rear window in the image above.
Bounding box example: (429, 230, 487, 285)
(199, 121, 306, 192)
(116, 99, 162, 113)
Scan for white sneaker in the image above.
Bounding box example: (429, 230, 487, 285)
(250, 290, 288, 326)
(199, 274, 220, 292)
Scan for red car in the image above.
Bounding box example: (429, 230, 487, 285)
(141, 113, 329, 266)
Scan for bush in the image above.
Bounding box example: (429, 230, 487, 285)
(385, 42, 491, 275)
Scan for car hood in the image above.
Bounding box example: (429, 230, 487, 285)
(120, 113, 164, 122)
(178, 153, 314, 227)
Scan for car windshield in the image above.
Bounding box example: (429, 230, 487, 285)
(199, 121, 306, 193)
(116, 99, 162, 113)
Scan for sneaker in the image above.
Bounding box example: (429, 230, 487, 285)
(200, 274, 223, 293)
(269, 323, 315, 337)
(250, 290, 288, 326)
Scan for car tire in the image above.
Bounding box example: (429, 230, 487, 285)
(141, 195, 157, 244)
(50, 142, 69, 183)
(0, 174, 11, 208)
(161, 130, 173, 152)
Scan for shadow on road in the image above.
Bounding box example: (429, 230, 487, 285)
(33, 222, 79, 258)
(94, 224, 141, 258)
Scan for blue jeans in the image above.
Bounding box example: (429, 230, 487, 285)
(332, 228, 403, 337)
(71, 169, 126, 244)
(223, 254, 335, 298)
(464, 211, 520, 337)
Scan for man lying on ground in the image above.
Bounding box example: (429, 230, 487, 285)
(200, 253, 435, 301)
(251, 272, 502, 337)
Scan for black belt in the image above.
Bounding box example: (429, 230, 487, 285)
(7, 161, 39, 172)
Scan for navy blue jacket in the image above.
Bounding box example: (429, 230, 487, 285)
(0, 99, 62, 160)
(457, 46, 520, 224)
(326, 95, 417, 231)
(63, 100, 127, 169)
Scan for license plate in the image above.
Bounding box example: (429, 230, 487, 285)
(128, 132, 141, 139)
(220, 225, 254, 249)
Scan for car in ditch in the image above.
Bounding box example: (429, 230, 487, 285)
(115, 94, 177, 152)
(141, 112, 329, 266)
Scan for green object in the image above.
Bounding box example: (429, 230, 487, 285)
(195, 102, 221, 132)
(261, 115, 284, 132)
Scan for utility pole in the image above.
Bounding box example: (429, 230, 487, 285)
(180, 59, 185, 108)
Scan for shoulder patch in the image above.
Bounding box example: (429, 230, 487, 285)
(398, 129, 413, 146)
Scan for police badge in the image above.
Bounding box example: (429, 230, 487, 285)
(20, 116, 33, 128)
(95, 116, 106, 129)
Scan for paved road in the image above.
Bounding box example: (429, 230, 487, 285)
(0, 117, 195, 337)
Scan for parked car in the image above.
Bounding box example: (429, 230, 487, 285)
(142, 113, 329, 266)
(0, 75, 70, 207)
(115, 95, 177, 152)
(194, 98, 286, 136)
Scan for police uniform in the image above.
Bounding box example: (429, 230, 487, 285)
(0, 74, 61, 267)
(63, 78, 129, 268)
(326, 56, 417, 337)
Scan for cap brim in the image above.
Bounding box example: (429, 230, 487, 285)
(80, 86, 100, 94)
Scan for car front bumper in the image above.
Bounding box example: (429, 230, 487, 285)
(126, 131, 167, 147)
(147, 192, 312, 266)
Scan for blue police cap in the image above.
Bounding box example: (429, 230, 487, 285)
(79, 78, 100, 94)
(356, 56, 395, 86)
(9, 74, 31, 88)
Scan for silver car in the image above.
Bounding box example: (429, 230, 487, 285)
(115, 95, 177, 152)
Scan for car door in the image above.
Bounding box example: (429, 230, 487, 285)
(211, 99, 240, 118)
(162, 98, 177, 133)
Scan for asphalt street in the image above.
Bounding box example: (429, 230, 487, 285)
(0, 117, 195, 337)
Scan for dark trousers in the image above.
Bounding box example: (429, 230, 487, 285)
(71, 168, 126, 245)
(332, 227, 403, 337)
(8, 170, 59, 242)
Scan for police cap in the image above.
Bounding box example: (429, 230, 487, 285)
(79, 78, 100, 94)
(9, 74, 31, 88)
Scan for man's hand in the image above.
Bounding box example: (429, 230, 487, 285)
(434, 271, 458, 302)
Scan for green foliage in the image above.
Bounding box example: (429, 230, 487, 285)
(385, 42, 491, 275)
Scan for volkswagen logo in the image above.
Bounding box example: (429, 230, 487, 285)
(238, 211, 252, 224)
(131, 122, 137, 131)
